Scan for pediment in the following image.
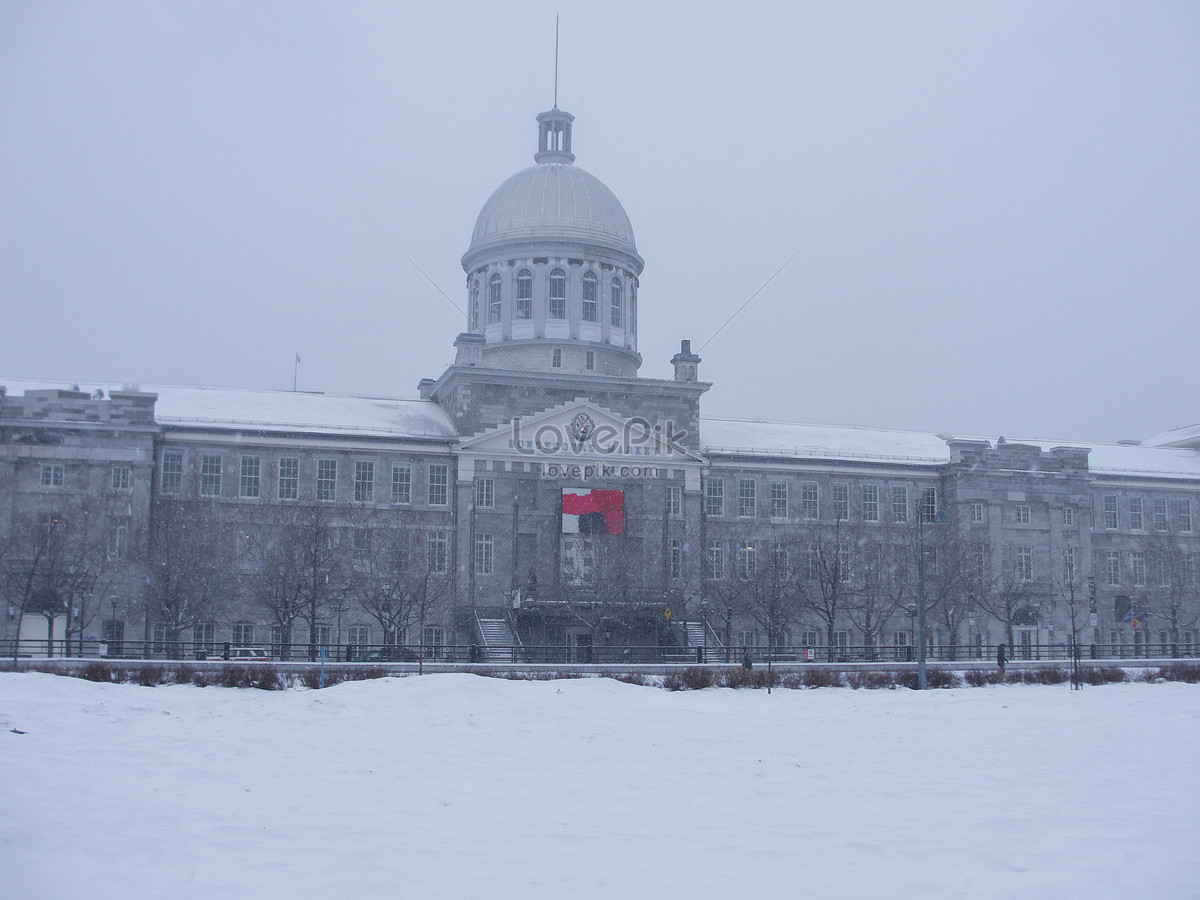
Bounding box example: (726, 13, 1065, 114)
(456, 397, 705, 466)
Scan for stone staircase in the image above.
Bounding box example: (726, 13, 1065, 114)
(476, 616, 519, 663)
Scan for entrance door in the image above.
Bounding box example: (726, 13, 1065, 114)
(572, 632, 593, 664)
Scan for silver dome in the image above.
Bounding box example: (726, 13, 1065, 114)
(467, 162, 638, 259)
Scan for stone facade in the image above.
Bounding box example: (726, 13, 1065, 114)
(3, 106, 1199, 661)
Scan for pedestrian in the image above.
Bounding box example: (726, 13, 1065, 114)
(742, 649, 753, 671)
(997, 642, 1007, 676)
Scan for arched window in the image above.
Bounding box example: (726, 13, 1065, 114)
(582, 272, 598, 322)
(515, 269, 533, 320)
(611, 277, 624, 327)
(548, 269, 567, 319)
(488, 273, 502, 324)
(470, 279, 480, 329)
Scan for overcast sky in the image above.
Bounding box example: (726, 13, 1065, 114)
(2, 1, 1197, 444)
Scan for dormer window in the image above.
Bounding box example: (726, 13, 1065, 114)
(611, 278, 624, 327)
(548, 269, 567, 319)
(488, 274, 502, 324)
(515, 269, 533, 319)
(582, 272, 598, 322)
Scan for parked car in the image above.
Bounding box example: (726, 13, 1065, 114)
(206, 646, 271, 661)
(361, 645, 417, 662)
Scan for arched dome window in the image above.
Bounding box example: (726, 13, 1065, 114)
(582, 272, 598, 322)
(515, 269, 533, 320)
(470, 279, 481, 329)
(548, 269, 567, 320)
(488, 274, 502, 324)
(611, 277, 624, 328)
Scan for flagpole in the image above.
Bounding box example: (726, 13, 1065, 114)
(293, 353, 300, 392)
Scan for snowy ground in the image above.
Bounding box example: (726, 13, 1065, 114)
(2, 673, 1197, 899)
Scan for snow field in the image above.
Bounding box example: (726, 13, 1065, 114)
(1, 673, 1197, 899)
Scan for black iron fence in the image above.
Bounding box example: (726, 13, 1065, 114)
(3, 638, 1199, 666)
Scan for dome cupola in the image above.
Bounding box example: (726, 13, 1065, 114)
(459, 108, 643, 378)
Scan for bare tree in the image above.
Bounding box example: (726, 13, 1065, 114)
(845, 534, 909, 660)
(922, 525, 988, 660)
(143, 498, 232, 657)
(796, 516, 860, 658)
(1139, 531, 1200, 648)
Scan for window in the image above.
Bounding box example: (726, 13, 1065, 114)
(551, 349, 562, 368)
(1103, 495, 1118, 530)
(422, 625, 445, 659)
(428, 464, 448, 506)
(920, 488, 938, 523)
(40, 464, 64, 487)
(802, 482, 819, 519)
(515, 269, 533, 319)
(669, 539, 682, 579)
(803, 545, 820, 580)
(892, 485, 908, 523)
(316, 459, 337, 501)
(666, 486, 682, 517)
(470, 279, 480, 328)
(427, 532, 449, 574)
(585, 350, 595, 371)
(161, 451, 183, 494)
(107, 521, 128, 560)
(232, 622, 254, 645)
(392, 464, 411, 504)
(239, 456, 260, 499)
(1016, 504, 1031, 525)
(736, 630, 756, 649)
(488, 273, 502, 324)
(474, 533, 494, 575)
(771, 482, 788, 519)
(582, 271, 598, 321)
(152, 623, 168, 655)
(704, 478, 724, 517)
(548, 269, 567, 319)
(1132, 551, 1147, 587)
(1016, 546, 1034, 582)
(1184, 554, 1196, 588)
(610, 278, 623, 327)
(1062, 506, 1075, 528)
(738, 479, 757, 517)
(736, 542, 756, 579)
(1180, 499, 1192, 533)
(864, 486, 880, 523)
(1064, 546, 1078, 583)
(278, 457, 299, 500)
(271, 625, 290, 651)
(706, 540, 724, 580)
(200, 454, 222, 496)
(111, 466, 131, 490)
(833, 483, 849, 521)
(194, 623, 216, 653)
(1104, 550, 1120, 585)
(354, 461, 375, 502)
(475, 477, 494, 509)
(1154, 497, 1168, 532)
(1129, 497, 1144, 531)
(347, 625, 369, 647)
(312, 624, 331, 647)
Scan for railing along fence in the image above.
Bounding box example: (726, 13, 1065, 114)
(3, 640, 1199, 666)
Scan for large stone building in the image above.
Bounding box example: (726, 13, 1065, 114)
(4, 105, 1200, 662)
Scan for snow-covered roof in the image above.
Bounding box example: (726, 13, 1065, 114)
(703, 416, 1200, 481)
(1, 380, 457, 441)
(1143, 423, 1200, 450)
(700, 418, 950, 466)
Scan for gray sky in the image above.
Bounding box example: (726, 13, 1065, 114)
(2, 1, 1197, 443)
